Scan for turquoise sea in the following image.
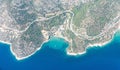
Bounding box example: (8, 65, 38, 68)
(0, 30, 120, 70)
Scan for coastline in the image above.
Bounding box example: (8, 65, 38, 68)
(14, 40, 49, 60)
(66, 38, 112, 56)
(66, 27, 120, 56)
(0, 27, 120, 60)
(66, 50, 86, 56)
(0, 39, 48, 60)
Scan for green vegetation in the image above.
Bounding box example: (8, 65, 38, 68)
(89, 0, 118, 32)
(70, 0, 118, 37)
(9, 0, 37, 24)
(66, 29, 76, 39)
(72, 3, 90, 27)
(21, 23, 44, 46)
(86, 24, 101, 36)
(45, 13, 66, 29)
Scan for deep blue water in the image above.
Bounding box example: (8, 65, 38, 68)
(0, 31, 120, 70)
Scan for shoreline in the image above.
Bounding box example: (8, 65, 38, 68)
(0, 40, 49, 60)
(66, 40, 112, 56)
(66, 28, 120, 56)
(0, 28, 120, 60)
(66, 50, 86, 56)
(0, 40, 11, 45)
(0, 36, 116, 60)
(14, 40, 49, 60)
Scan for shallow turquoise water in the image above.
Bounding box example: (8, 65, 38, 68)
(0, 30, 120, 70)
(46, 37, 68, 51)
